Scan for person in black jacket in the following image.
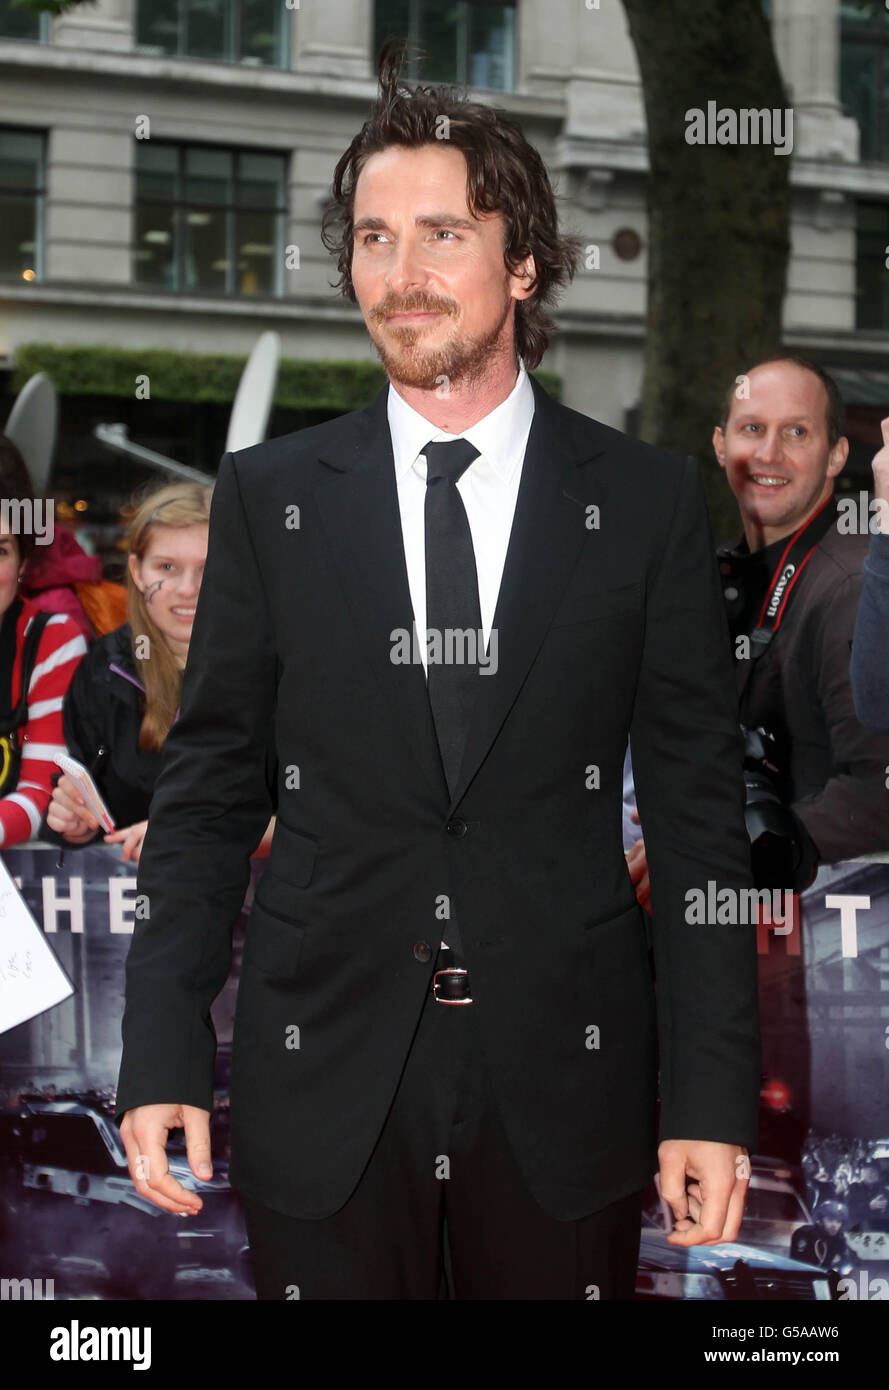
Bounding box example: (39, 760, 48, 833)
(848, 1164, 889, 1232)
(790, 1201, 855, 1273)
(113, 53, 761, 1300)
(50, 619, 163, 840)
(41, 480, 274, 863)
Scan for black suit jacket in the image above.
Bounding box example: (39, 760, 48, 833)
(115, 375, 760, 1221)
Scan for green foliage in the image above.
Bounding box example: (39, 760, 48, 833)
(10, 342, 560, 410)
(11, 0, 97, 16)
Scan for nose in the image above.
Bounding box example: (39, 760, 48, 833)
(752, 430, 783, 468)
(385, 238, 429, 297)
(176, 569, 201, 599)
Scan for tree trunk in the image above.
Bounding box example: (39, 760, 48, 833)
(622, 0, 791, 544)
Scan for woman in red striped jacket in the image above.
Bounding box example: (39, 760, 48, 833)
(0, 438, 88, 847)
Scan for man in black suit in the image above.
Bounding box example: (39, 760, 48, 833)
(114, 50, 760, 1299)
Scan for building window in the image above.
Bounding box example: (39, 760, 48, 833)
(0, 0, 48, 41)
(0, 129, 44, 284)
(841, 2, 889, 163)
(856, 199, 889, 331)
(374, 0, 516, 92)
(135, 0, 288, 68)
(134, 142, 287, 297)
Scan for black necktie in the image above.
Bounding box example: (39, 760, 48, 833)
(423, 438, 482, 964)
(422, 438, 482, 798)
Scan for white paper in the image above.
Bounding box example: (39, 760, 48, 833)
(0, 853, 74, 1034)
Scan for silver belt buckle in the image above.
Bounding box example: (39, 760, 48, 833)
(432, 966, 473, 1005)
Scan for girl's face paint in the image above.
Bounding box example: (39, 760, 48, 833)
(129, 523, 209, 667)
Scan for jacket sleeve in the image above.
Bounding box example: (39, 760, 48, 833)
(37, 645, 107, 849)
(0, 614, 87, 848)
(850, 530, 889, 732)
(114, 453, 277, 1125)
(629, 456, 761, 1152)
(793, 560, 889, 861)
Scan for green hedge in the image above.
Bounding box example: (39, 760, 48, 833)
(11, 343, 561, 411)
(14, 0, 94, 16)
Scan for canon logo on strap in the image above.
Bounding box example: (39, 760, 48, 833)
(766, 562, 796, 618)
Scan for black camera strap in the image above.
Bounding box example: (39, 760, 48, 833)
(738, 494, 838, 705)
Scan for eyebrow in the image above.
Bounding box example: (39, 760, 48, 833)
(732, 413, 817, 424)
(353, 213, 478, 234)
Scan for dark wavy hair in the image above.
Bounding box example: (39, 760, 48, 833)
(321, 40, 582, 370)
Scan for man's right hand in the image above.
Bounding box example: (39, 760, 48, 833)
(120, 1103, 212, 1215)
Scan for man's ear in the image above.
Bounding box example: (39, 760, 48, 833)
(827, 435, 850, 480)
(511, 254, 537, 302)
(712, 425, 727, 471)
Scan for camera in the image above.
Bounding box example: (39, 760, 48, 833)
(741, 724, 818, 892)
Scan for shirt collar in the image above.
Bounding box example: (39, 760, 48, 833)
(721, 534, 784, 566)
(387, 360, 534, 484)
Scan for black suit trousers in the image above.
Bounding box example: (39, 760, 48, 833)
(240, 957, 645, 1300)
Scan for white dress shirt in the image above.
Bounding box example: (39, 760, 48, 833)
(387, 361, 536, 672)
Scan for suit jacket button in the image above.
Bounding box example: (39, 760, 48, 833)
(413, 941, 433, 963)
(446, 818, 468, 838)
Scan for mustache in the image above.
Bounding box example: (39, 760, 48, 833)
(371, 296, 457, 321)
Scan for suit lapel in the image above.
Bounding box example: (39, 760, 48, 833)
(311, 375, 611, 810)
(312, 385, 449, 801)
(447, 377, 609, 809)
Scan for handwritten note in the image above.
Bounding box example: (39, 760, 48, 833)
(0, 853, 74, 1034)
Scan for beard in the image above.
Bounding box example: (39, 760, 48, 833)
(366, 292, 517, 390)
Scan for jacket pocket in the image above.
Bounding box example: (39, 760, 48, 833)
(243, 899, 306, 979)
(255, 820, 319, 918)
(583, 902, 649, 979)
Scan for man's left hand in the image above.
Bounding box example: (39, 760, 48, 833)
(658, 1139, 750, 1246)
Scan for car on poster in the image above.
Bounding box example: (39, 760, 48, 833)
(0, 1099, 248, 1297)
